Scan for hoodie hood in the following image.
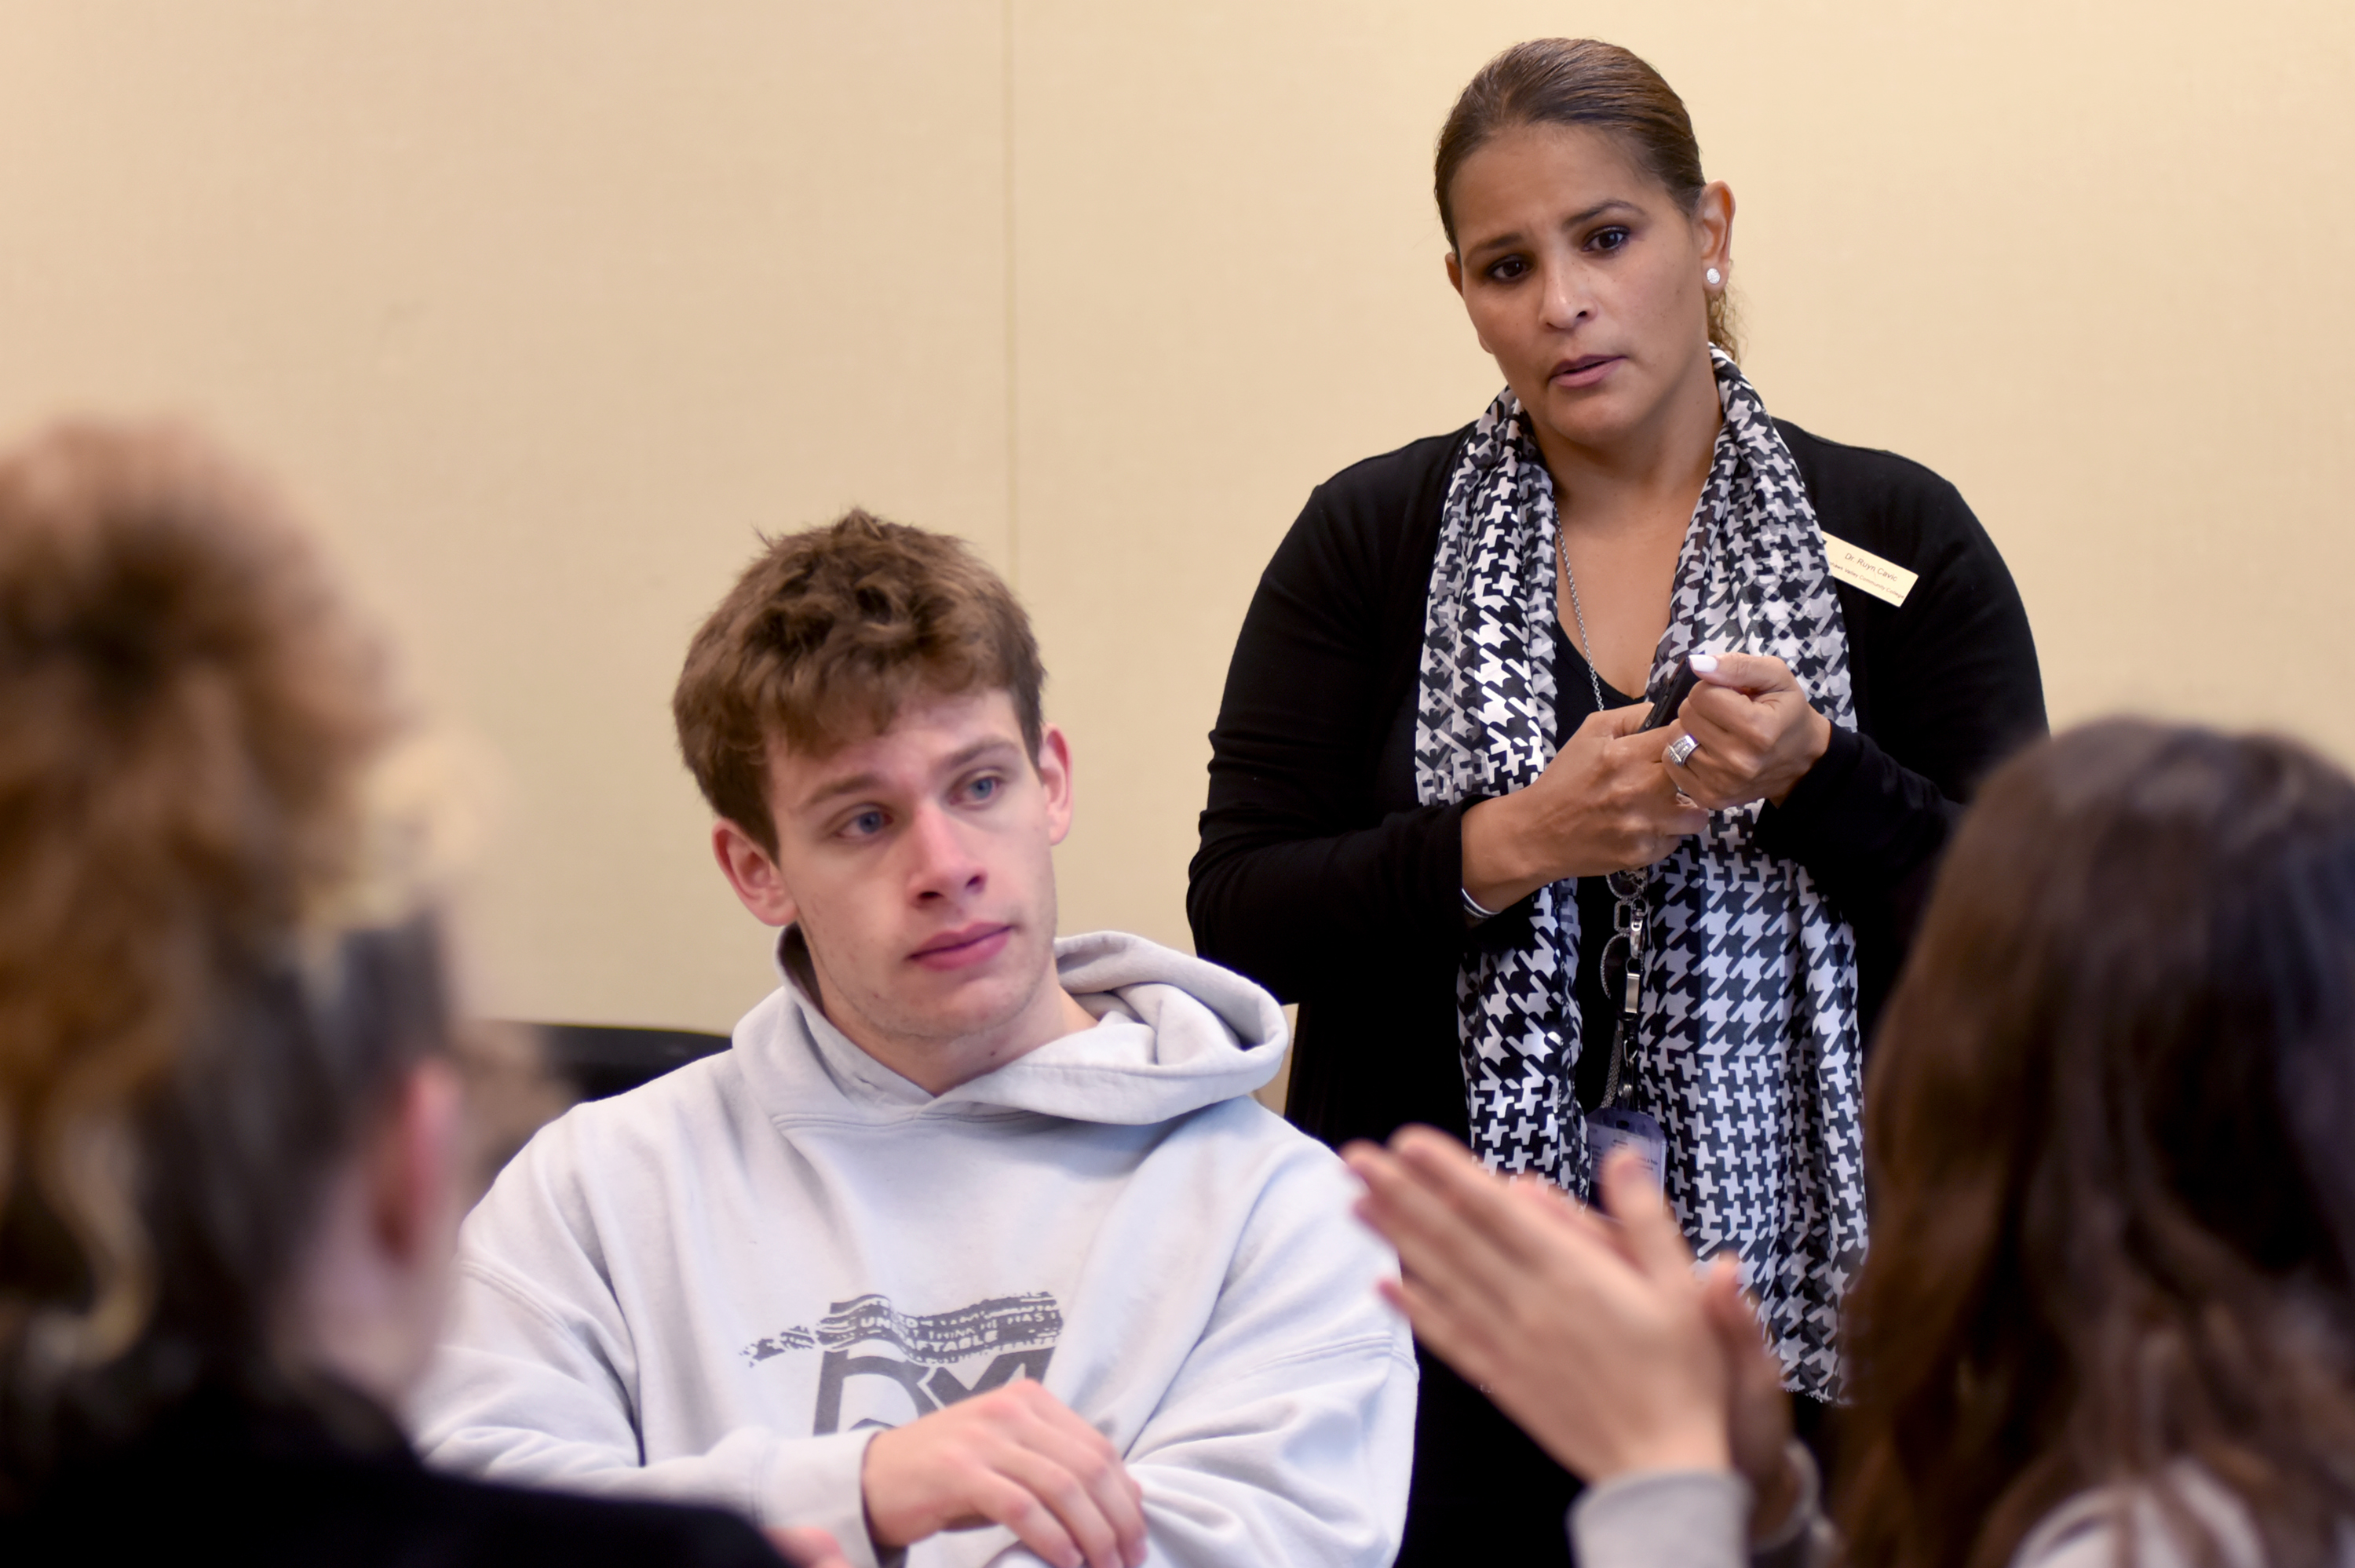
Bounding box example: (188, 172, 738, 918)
(422, 931, 1412, 1568)
(754, 928, 1287, 1127)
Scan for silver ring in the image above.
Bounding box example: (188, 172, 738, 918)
(1665, 734, 1700, 768)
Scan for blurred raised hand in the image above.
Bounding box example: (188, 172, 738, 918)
(1345, 1128, 1790, 1502)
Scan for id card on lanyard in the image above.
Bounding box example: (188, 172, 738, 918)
(1586, 1105, 1666, 1192)
(1585, 866, 1667, 1194)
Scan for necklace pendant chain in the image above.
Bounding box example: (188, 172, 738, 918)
(1556, 516, 1648, 917)
(1554, 518, 1608, 718)
(1557, 514, 1652, 1108)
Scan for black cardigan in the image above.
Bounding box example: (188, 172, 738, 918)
(1189, 419, 2046, 1154)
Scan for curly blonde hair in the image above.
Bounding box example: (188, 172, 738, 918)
(0, 424, 410, 1486)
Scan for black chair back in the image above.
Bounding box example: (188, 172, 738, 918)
(528, 1023, 731, 1103)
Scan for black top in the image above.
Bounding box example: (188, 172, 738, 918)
(1189, 418, 2045, 1156)
(1188, 418, 2043, 1565)
(2, 1379, 784, 1566)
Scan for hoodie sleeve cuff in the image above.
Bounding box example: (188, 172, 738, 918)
(1569, 1468, 1751, 1568)
(763, 1429, 890, 1568)
(1751, 1442, 1833, 1568)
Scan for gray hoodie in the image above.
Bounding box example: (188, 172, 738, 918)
(411, 931, 1417, 1568)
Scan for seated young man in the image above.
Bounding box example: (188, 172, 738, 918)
(411, 511, 1415, 1568)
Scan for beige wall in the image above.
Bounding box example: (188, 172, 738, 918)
(2, 2, 2349, 1033)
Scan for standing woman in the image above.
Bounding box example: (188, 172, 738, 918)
(1188, 38, 2043, 1563)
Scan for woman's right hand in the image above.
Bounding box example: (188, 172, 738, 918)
(1460, 702, 1709, 914)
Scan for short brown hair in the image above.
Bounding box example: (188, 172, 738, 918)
(672, 509, 1044, 855)
(1436, 39, 1740, 359)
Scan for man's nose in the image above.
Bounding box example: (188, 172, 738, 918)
(904, 801, 984, 901)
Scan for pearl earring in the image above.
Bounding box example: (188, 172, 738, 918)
(1706, 267, 1723, 287)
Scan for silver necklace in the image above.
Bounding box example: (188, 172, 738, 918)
(1555, 519, 1608, 716)
(1557, 517, 1646, 1110)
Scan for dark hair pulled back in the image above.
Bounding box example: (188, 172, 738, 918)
(1435, 38, 1737, 358)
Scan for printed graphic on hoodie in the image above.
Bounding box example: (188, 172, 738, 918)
(742, 1292, 1063, 1435)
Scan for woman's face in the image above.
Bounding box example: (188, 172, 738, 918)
(1445, 123, 1731, 460)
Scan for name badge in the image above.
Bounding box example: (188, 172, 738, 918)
(1585, 1107, 1666, 1196)
(1824, 534, 1917, 607)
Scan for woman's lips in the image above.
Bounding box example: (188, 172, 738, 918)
(910, 923, 1013, 972)
(1551, 355, 1622, 388)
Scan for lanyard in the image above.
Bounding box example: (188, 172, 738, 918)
(1596, 867, 1648, 1110)
(1558, 517, 1652, 1113)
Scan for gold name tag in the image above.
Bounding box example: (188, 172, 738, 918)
(1824, 534, 1917, 607)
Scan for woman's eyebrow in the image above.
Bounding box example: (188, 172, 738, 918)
(1465, 226, 1528, 259)
(1463, 199, 1644, 261)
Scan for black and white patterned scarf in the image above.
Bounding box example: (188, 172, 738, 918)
(1411, 350, 1866, 1398)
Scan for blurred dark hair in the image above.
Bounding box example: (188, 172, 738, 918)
(0, 424, 456, 1501)
(1434, 38, 1739, 359)
(1842, 720, 2355, 1568)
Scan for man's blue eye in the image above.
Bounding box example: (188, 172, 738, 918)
(848, 811, 885, 836)
(969, 777, 999, 802)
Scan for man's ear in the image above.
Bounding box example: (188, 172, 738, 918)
(714, 819, 799, 928)
(370, 1059, 463, 1263)
(1035, 725, 1077, 848)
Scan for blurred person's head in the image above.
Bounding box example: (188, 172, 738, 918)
(1843, 720, 2355, 1568)
(0, 425, 492, 1498)
(672, 510, 1079, 1091)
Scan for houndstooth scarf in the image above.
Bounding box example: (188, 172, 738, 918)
(1411, 351, 1867, 1398)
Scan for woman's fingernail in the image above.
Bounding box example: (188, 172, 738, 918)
(1689, 651, 1719, 673)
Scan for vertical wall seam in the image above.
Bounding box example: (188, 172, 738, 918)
(1002, 0, 1020, 590)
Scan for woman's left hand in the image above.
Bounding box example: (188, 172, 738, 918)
(1663, 652, 1833, 811)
